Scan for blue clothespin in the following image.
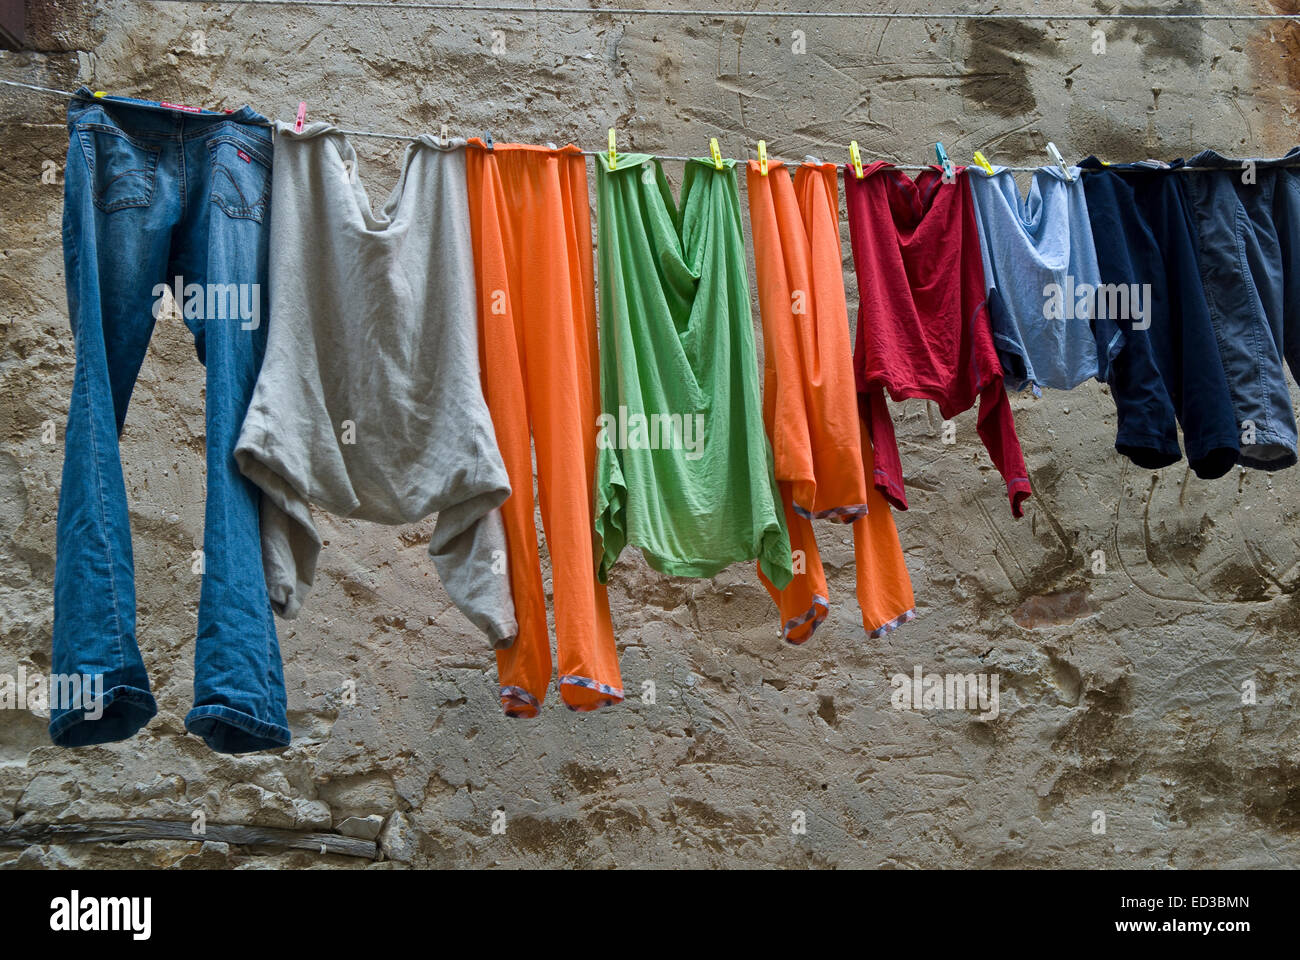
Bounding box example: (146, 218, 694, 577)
(483, 130, 494, 150)
(936, 142, 955, 181)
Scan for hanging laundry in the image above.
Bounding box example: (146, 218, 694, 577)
(1180, 148, 1300, 471)
(235, 125, 518, 648)
(1078, 157, 1240, 479)
(465, 139, 623, 717)
(746, 158, 915, 641)
(967, 163, 1104, 393)
(846, 161, 1032, 518)
(593, 153, 792, 590)
(55, 88, 289, 753)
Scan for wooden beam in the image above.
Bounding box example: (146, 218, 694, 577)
(0, 819, 381, 860)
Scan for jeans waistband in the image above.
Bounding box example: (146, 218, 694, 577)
(1077, 155, 1187, 174)
(68, 86, 272, 145)
(1185, 146, 1300, 170)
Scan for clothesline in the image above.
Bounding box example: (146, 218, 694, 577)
(40, 50, 1300, 738)
(145, 0, 1300, 22)
(3, 77, 1297, 174)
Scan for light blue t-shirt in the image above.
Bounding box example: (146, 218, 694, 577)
(968, 164, 1106, 394)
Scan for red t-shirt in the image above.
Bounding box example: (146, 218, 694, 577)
(845, 161, 1031, 518)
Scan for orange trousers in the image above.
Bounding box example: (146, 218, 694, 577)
(747, 159, 916, 642)
(466, 140, 623, 716)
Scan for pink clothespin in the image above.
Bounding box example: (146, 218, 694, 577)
(294, 102, 307, 133)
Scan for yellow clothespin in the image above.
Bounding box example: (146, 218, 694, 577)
(973, 151, 995, 175)
(758, 140, 768, 176)
(849, 140, 864, 179)
(710, 137, 724, 170)
(608, 128, 617, 171)
(93, 91, 106, 98)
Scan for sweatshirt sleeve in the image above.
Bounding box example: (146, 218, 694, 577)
(975, 380, 1032, 518)
(235, 429, 322, 620)
(861, 388, 908, 511)
(427, 496, 517, 651)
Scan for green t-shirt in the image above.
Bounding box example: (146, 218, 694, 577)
(594, 154, 792, 589)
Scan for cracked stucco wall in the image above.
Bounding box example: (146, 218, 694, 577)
(1, 0, 1299, 868)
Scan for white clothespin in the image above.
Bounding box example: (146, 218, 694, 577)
(1047, 142, 1073, 181)
(440, 123, 449, 143)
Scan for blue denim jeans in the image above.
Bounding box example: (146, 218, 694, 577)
(53, 88, 290, 752)
(1182, 148, 1300, 471)
(1080, 157, 1241, 480)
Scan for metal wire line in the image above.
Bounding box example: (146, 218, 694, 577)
(2, 77, 1295, 173)
(145, 0, 1300, 21)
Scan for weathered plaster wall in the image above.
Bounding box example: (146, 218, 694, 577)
(1, 0, 1299, 868)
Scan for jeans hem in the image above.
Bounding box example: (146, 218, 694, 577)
(1237, 441, 1298, 472)
(185, 704, 291, 754)
(48, 683, 157, 746)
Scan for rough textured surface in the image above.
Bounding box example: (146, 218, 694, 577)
(2, 0, 1300, 869)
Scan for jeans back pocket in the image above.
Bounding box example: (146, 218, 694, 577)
(208, 134, 272, 222)
(75, 122, 160, 213)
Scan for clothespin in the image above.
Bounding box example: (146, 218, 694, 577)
(483, 130, 494, 150)
(93, 91, 106, 98)
(294, 101, 306, 134)
(973, 151, 995, 175)
(1047, 142, 1073, 181)
(757, 139, 768, 176)
(710, 137, 724, 170)
(935, 142, 955, 180)
(608, 128, 617, 171)
(849, 140, 864, 179)
(440, 123, 449, 143)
